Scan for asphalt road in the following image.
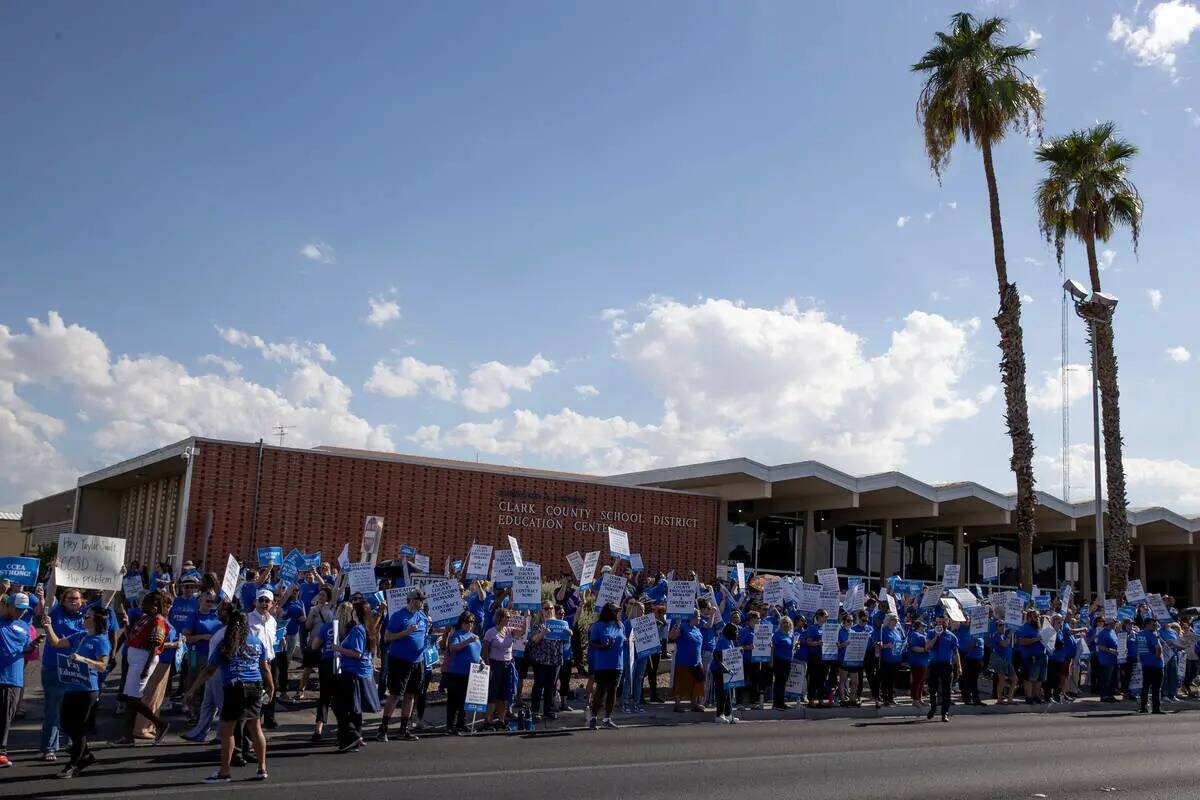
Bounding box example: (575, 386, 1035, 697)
(5, 709, 1200, 800)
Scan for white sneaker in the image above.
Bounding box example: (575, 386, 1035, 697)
(728, 715, 740, 724)
(715, 714, 729, 723)
(752, 703, 764, 710)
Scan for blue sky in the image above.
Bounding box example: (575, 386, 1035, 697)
(2, 1, 1199, 512)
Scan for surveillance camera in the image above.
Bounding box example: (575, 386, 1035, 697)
(1062, 279, 1089, 301)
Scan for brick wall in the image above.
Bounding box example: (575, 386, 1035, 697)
(184, 441, 720, 579)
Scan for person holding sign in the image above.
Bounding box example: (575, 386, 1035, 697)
(114, 591, 171, 746)
(443, 612, 482, 734)
(955, 617, 985, 706)
(907, 619, 930, 707)
(1016, 609, 1047, 705)
(925, 620, 959, 722)
(770, 617, 796, 710)
(621, 600, 650, 714)
(805, 609, 831, 708)
(1138, 618, 1165, 714)
(378, 588, 429, 742)
(529, 603, 567, 721)
(0, 593, 39, 769)
(710, 623, 740, 723)
(331, 599, 382, 753)
(587, 602, 626, 730)
(875, 614, 904, 707)
(669, 609, 705, 713)
(989, 620, 1016, 704)
(481, 608, 517, 731)
(1093, 616, 1120, 702)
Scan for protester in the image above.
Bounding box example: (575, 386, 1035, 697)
(1139, 618, 1165, 714)
(669, 608, 705, 713)
(771, 616, 796, 710)
(0, 592, 36, 768)
(114, 591, 170, 746)
(587, 602, 625, 729)
(481, 608, 516, 730)
(925, 617, 959, 723)
(43, 605, 111, 778)
(331, 599, 382, 752)
(378, 588, 428, 742)
(529, 602, 565, 721)
(443, 612, 481, 733)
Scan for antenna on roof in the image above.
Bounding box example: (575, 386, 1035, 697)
(273, 424, 295, 447)
(1060, 270, 1070, 501)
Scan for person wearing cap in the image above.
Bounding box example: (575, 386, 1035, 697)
(1094, 615, 1120, 702)
(247, 589, 279, 733)
(168, 573, 201, 712)
(1138, 618, 1166, 714)
(181, 592, 227, 742)
(907, 618, 930, 707)
(925, 617, 959, 722)
(1016, 609, 1047, 705)
(377, 587, 428, 742)
(1, 592, 38, 768)
(989, 619, 1016, 704)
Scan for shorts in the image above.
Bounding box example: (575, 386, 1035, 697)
(989, 653, 1015, 678)
(1021, 652, 1047, 682)
(220, 681, 264, 722)
(593, 668, 620, 691)
(122, 648, 159, 700)
(673, 664, 704, 701)
(302, 647, 322, 669)
(841, 665, 863, 674)
(488, 659, 514, 703)
(386, 657, 425, 696)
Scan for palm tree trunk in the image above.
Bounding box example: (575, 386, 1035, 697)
(981, 138, 1038, 592)
(1084, 234, 1131, 597)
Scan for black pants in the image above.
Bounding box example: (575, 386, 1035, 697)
(960, 658, 982, 704)
(862, 651, 879, 699)
(557, 661, 572, 699)
(1097, 663, 1118, 699)
(571, 626, 584, 672)
(878, 660, 898, 704)
(415, 669, 432, 721)
(0, 684, 18, 754)
(772, 659, 791, 707)
(530, 662, 558, 716)
(61, 691, 97, 767)
(741, 663, 761, 704)
(928, 662, 953, 717)
(443, 672, 468, 731)
(1141, 665, 1163, 712)
(333, 673, 363, 747)
(714, 673, 732, 716)
(646, 652, 662, 700)
(806, 656, 824, 702)
(315, 660, 334, 724)
(1045, 659, 1063, 700)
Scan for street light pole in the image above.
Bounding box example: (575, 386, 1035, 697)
(1089, 318, 1105, 601)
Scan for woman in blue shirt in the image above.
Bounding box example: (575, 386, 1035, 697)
(770, 617, 796, 710)
(710, 623, 740, 723)
(805, 610, 830, 708)
(587, 603, 626, 729)
(1045, 614, 1068, 703)
(1016, 610, 1046, 705)
(1138, 618, 1165, 714)
(925, 621, 959, 722)
(443, 612, 482, 734)
(1094, 616, 1120, 702)
(955, 619, 984, 706)
(42, 606, 110, 779)
(331, 600, 382, 752)
(989, 619, 1016, 704)
(669, 609, 705, 713)
(907, 618, 930, 707)
(875, 614, 904, 707)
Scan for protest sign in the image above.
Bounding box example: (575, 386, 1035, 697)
(884, 591, 899, 618)
(1039, 622, 1057, 652)
(785, 661, 807, 700)
(220, 554, 240, 600)
(817, 568, 839, 593)
(982, 556, 999, 582)
(565, 551, 584, 583)
(920, 584, 943, 609)
(1147, 593, 1171, 623)
(304, 552, 322, 569)
(735, 562, 746, 591)
(1034, 595, 1050, 611)
(0, 556, 40, 586)
(385, 587, 407, 610)
(1129, 661, 1143, 694)
(941, 597, 965, 623)
(409, 574, 445, 593)
(722, 647, 745, 689)
(1103, 598, 1118, 619)
(257, 547, 283, 567)
(122, 574, 143, 602)
(629, 554, 644, 573)
(667, 580, 698, 620)
(507, 535, 524, 568)
(819, 589, 840, 615)
(280, 548, 306, 584)
(579, 550, 601, 591)
(752, 623, 773, 663)
(513, 564, 542, 611)
(942, 564, 960, 589)
(631, 614, 661, 656)
(491, 549, 516, 588)
(799, 583, 822, 614)
(345, 562, 378, 596)
(607, 527, 631, 560)
(595, 574, 628, 608)
(57, 652, 90, 688)
(337, 543, 351, 572)
(427, 578, 465, 627)
(969, 604, 989, 636)
(361, 515, 384, 558)
(413, 554, 431, 574)
(843, 582, 865, 613)
(56, 533, 125, 592)
(845, 631, 870, 663)
(821, 622, 840, 659)
(762, 579, 784, 607)
(1125, 579, 1146, 602)
(400, 545, 416, 557)
(1004, 594, 1025, 626)
(545, 618, 571, 641)
(466, 544, 494, 581)
(949, 587, 979, 609)
(465, 663, 490, 713)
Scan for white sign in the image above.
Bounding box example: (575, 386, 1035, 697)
(982, 556, 999, 581)
(56, 533, 126, 592)
(629, 553, 644, 573)
(1147, 593, 1171, 623)
(361, 515, 384, 556)
(843, 583, 865, 613)
(513, 564, 542, 611)
(722, 646, 745, 688)
(1004, 594, 1025, 626)
(819, 589, 840, 615)
(385, 587, 407, 610)
(949, 588, 979, 609)
(799, 583, 822, 614)
(920, 584, 943, 609)
(219, 553, 240, 601)
(595, 574, 627, 608)
(1103, 599, 1118, 619)
(1039, 622, 1057, 651)
(607, 527, 631, 559)
(491, 549, 516, 587)
(466, 544, 493, 581)
(122, 574, 143, 602)
(1117, 631, 1128, 661)
(735, 562, 746, 591)
(565, 551, 584, 583)
(1125, 579, 1147, 603)
(943, 564, 960, 589)
(762, 580, 784, 607)
(631, 614, 661, 656)
(337, 543, 351, 573)
(817, 568, 839, 593)
(969, 604, 989, 636)
(412, 554, 431, 574)
(752, 623, 773, 663)
(465, 662, 490, 713)
(426, 578, 465, 627)
(844, 631, 870, 663)
(507, 535, 524, 568)
(579, 551, 601, 590)
(346, 562, 377, 596)
(941, 597, 966, 623)
(666, 580, 697, 619)
(785, 661, 806, 699)
(820, 622, 840, 659)
(884, 591, 899, 617)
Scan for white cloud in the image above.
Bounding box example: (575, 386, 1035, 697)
(198, 354, 243, 374)
(923, 211, 935, 221)
(1024, 28, 1044, 47)
(216, 326, 335, 365)
(946, 201, 958, 210)
(1166, 345, 1192, 362)
(599, 308, 625, 321)
(896, 216, 911, 228)
(299, 242, 335, 263)
(1187, 106, 1200, 125)
(1023, 256, 1043, 266)
(365, 296, 401, 328)
(364, 356, 457, 401)
(1040, 444, 1200, 513)
(1099, 249, 1116, 270)
(460, 355, 556, 412)
(1021, 294, 1035, 304)
(1028, 364, 1092, 411)
(574, 384, 600, 398)
(1110, 1, 1200, 74)
(1148, 288, 1164, 310)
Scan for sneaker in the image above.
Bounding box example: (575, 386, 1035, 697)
(41, 751, 58, 761)
(57, 765, 77, 779)
(310, 731, 323, 743)
(180, 732, 205, 743)
(587, 718, 598, 730)
(634, 705, 646, 713)
(254, 769, 269, 781)
(940, 715, 950, 723)
(376, 728, 389, 742)
(715, 714, 729, 723)
(231, 756, 247, 767)
(728, 715, 740, 724)
(75, 752, 97, 775)
(752, 703, 764, 711)
(203, 772, 233, 784)
(337, 740, 360, 753)
(400, 732, 419, 742)
(154, 723, 171, 745)
(602, 718, 618, 730)
(0, 755, 9, 768)
(558, 703, 573, 712)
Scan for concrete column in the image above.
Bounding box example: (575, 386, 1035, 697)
(879, 519, 894, 582)
(1138, 544, 1147, 585)
(803, 509, 817, 582)
(1080, 538, 1092, 600)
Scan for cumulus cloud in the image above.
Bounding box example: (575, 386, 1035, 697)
(1166, 345, 1192, 362)
(1148, 288, 1164, 310)
(299, 242, 335, 263)
(1024, 28, 1044, 47)
(365, 296, 401, 328)
(364, 356, 457, 401)
(1028, 364, 1092, 411)
(1110, 1, 1200, 74)
(1040, 444, 1200, 513)
(1023, 256, 1043, 266)
(574, 384, 600, 398)
(1099, 249, 1116, 270)
(364, 352, 556, 411)
(199, 354, 243, 374)
(896, 216, 911, 228)
(216, 326, 334, 365)
(460, 355, 556, 412)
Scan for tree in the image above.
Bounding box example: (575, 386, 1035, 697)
(913, 13, 1044, 590)
(1035, 122, 1143, 596)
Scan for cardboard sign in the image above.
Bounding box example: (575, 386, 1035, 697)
(982, 556, 999, 582)
(579, 550, 601, 591)
(507, 535, 524, 568)
(426, 578, 465, 627)
(1125, 579, 1147, 603)
(735, 563, 747, 591)
(345, 562, 377, 596)
(631, 614, 661, 656)
(667, 580, 698, 620)
(280, 548, 305, 584)
(512, 564, 542, 611)
(257, 547, 283, 567)
(491, 549, 516, 588)
(752, 623, 773, 663)
(722, 647, 745, 689)
(565, 551, 584, 583)
(412, 554, 430, 574)
(762, 580, 784, 607)
(785, 661, 806, 700)
(920, 584, 943, 609)
(0, 556, 40, 586)
(817, 568, 839, 593)
(607, 527, 631, 560)
(629, 553, 644, 573)
(969, 604, 989, 635)
(820, 622, 840, 659)
(122, 574, 143, 602)
(56, 533, 126, 592)
(595, 574, 627, 608)
(942, 564, 960, 589)
(465, 662, 490, 713)
(219, 554, 240, 601)
(466, 544, 494, 581)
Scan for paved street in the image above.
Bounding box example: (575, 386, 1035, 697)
(5, 701, 1200, 800)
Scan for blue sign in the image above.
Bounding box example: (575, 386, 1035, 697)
(545, 618, 571, 641)
(279, 548, 305, 584)
(847, 577, 863, 587)
(889, 578, 925, 596)
(450, 559, 463, 573)
(400, 545, 416, 557)
(1034, 595, 1050, 610)
(257, 547, 283, 567)
(304, 552, 321, 569)
(0, 556, 40, 586)
(1015, 590, 1031, 603)
(1117, 604, 1136, 622)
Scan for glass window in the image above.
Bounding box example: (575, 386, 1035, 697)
(904, 533, 937, 582)
(756, 516, 797, 573)
(1033, 546, 1056, 590)
(885, 534, 903, 581)
(725, 502, 755, 566)
(935, 532, 955, 578)
(833, 524, 870, 576)
(996, 539, 1018, 587)
(811, 530, 832, 575)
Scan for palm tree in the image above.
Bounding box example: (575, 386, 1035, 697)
(1035, 122, 1143, 596)
(913, 13, 1044, 591)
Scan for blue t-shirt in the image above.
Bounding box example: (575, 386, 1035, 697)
(299, 580, 322, 610)
(589, 621, 626, 671)
(185, 610, 223, 661)
(699, 618, 717, 654)
(1140, 630, 1164, 668)
(208, 633, 268, 685)
(446, 629, 481, 675)
(879, 627, 905, 664)
(991, 629, 1012, 661)
(772, 630, 795, 662)
(1095, 628, 1118, 667)
(0, 618, 33, 687)
(957, 626, 984, 660)
(168, 596, 197, 636)
(738, 625, 755, 663)
(282, 600, 306, 636)
(60, 634, 112, 693)
(339, 624, 375, 678)
(673, 621, 703, 667)
(805, 623, 824, 657)
(928, 629, 959, 663)
(41, 606, 86, 685)
(1016, 623, 1044, 659)
(386, 608, 429, 662)
(1048, 628, 1067, 663)
(711, 634, 736, 673)
(317, 621, 335, 661)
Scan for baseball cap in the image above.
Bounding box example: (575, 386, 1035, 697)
(256, 589, 274, 602)
(179, 573, 200, 585)
(6, 592, 30, 610)
(182, 560, 196, 570)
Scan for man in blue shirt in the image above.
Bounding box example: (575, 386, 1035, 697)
(1016, 610, 1046, 705)
(1094, 616, 1120, 702)
(1, 592, 36, 768)
(925, 622, 959, 722)
(168, 574, 200, 710)
(378, 588, 428, 742)
(1139, 619, 1165, 714)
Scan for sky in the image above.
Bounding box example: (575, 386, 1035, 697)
(2, 1, 1199, 514)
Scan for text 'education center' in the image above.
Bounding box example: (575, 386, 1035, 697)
(19, 437, 1200, 604)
